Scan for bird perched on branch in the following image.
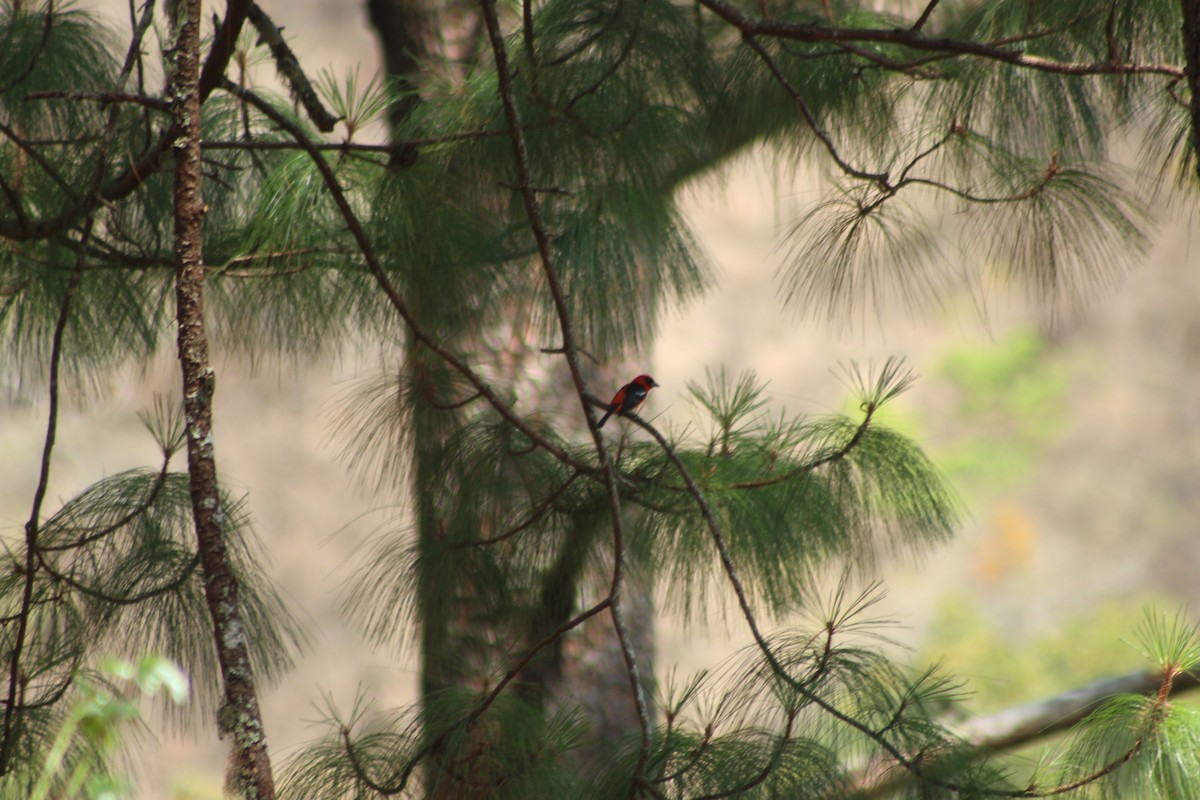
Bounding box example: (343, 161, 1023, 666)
(597, 374, 658, 428)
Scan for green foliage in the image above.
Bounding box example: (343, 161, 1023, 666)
(0, 399, 306, 788)
(781, 196, 951, 324)
(23, 468, 306, 727)
(315, 68, 391, 142)
(18, 657, 187, 800)
(636, 365, 958, 621)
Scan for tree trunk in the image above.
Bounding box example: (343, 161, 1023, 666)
(167, 1, 276, 796)
(1181, 0, 1200, 182)
(366, 2, 657, 779)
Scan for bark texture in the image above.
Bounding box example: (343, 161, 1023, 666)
(1182, 0, 1200, 181)
(366, 0, 658, 781)
(167, 0, 276, 796)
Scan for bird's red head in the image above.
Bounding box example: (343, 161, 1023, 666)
(633, 374, 658, 389)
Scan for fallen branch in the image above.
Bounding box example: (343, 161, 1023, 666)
(959, 668, 1200, 751)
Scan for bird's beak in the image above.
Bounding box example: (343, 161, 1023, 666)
(650, 379, 659, 387)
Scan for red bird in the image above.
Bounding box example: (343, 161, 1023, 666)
(597, 374, 659, 428)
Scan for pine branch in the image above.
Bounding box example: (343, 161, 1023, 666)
(166, 2, 275, 796)
(0, 0, 253, 242)
(217, 79, 599, 478)
(692, 709, 800, 800)
(697, 0, 1184, 78)
(844, 666, 1200, 797)
(741, 34, 890, 187)
(245, 2, 341, 132)
(34, 551, 200, 606)
(623, 409, 1167, 799)
(0, 216, 94, 776)
(604, 368, 887, 494)
(36, 456, 173, 554)
(120, 0, 159, 111)
(340, 597, 613, 794)
(479, 0, 654, 788)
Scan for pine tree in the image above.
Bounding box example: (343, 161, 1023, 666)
(3, 1, 1200, 798)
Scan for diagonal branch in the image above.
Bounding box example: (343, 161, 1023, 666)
(698, 0, 1185, 78)
(626, 410, 1169, 799)
(35, 551, 201, 607)
(0, 215, 95, 776)
(959, 668, 1200, 752)
(217, 80, 598, 478)
(167, 1, 275, 795)
(911, 0, 941, 32)
(461, 471, 581, 548)
(341, 597, 614, 794)
(478, 0, 654, 790)
(742, 33, 891, 187)
(198, 0, 252, 99)
(245, 2, 341, 132)
(37, 460, 173, 553)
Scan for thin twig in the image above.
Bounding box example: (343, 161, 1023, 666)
(741, 34, 890, 187)
(424, 391, 483, 410)
(342, 597, 614, 794)
(462, 471, 581, 547)
(0, 214, 94, 775)
(0, 119, 85, 204)
(540, 345, 599, 364)
(565, 5, 644, 111)
(35, 552, 201, 606)
(37, 460, 173, 553)
(692, 709, 799, 800)
(217, 79, 599, 477)
(23, 90, 172, 112)
(479, 0, 654, 792)
(628, 409, 1165, 799)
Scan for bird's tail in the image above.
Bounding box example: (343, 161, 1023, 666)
(596, 408, 613, 428)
